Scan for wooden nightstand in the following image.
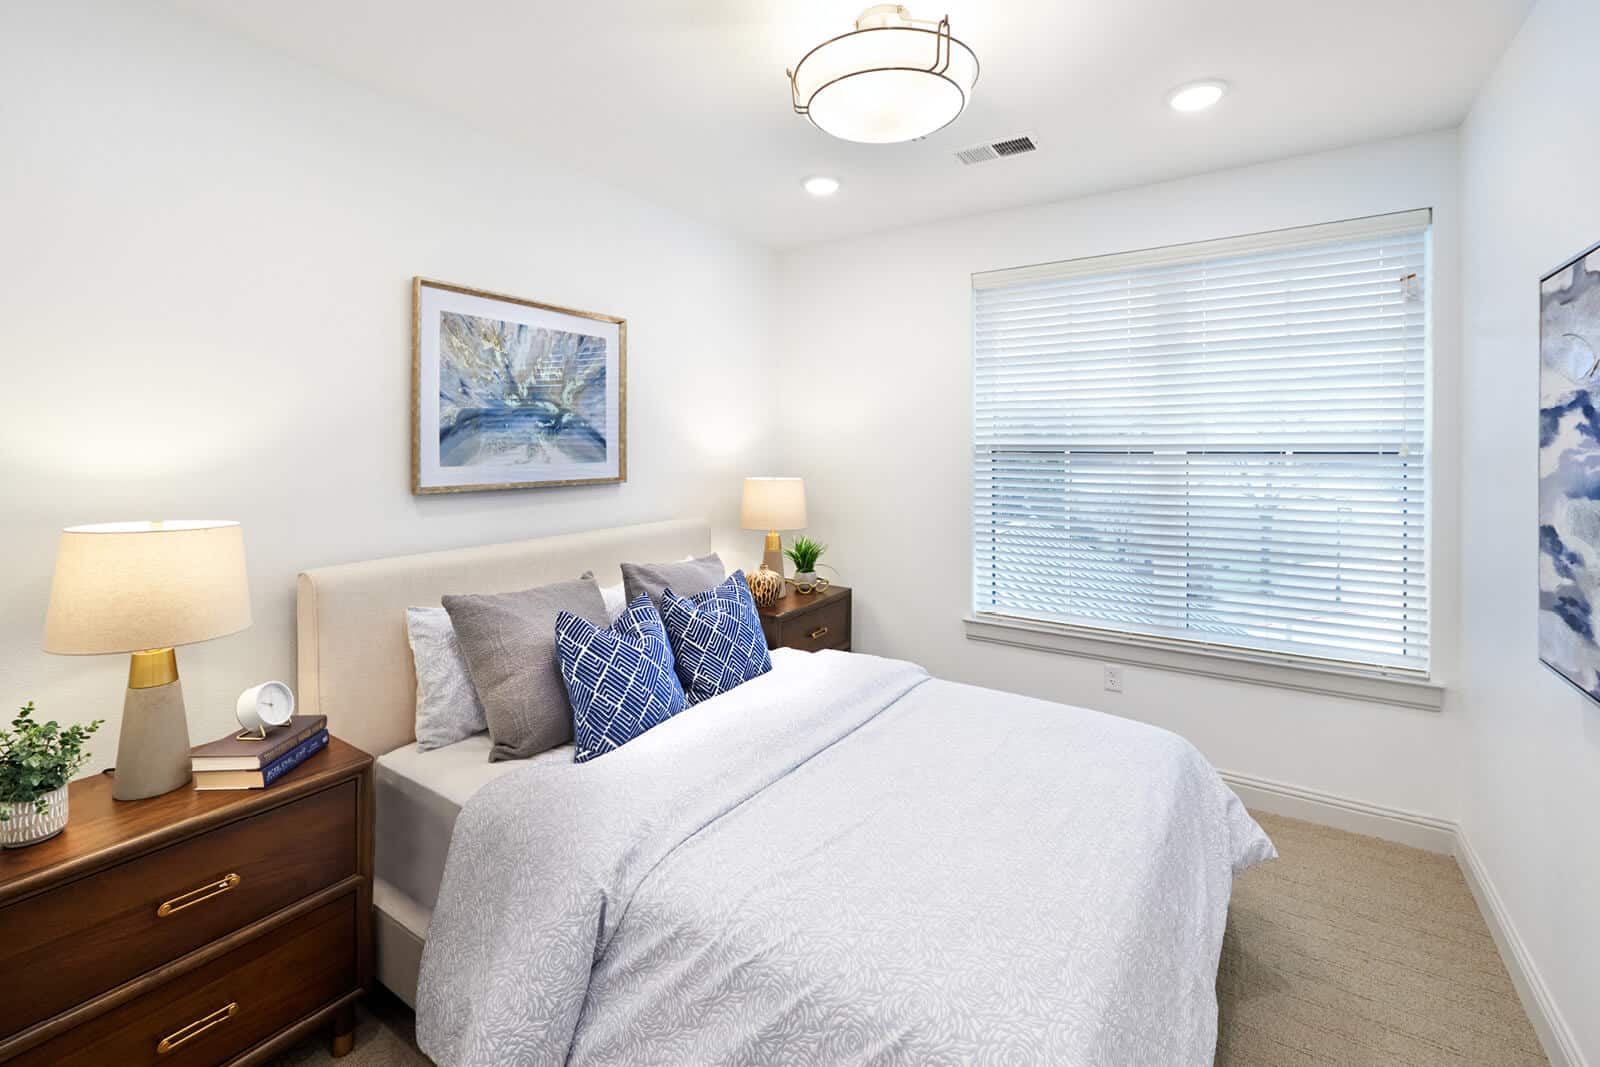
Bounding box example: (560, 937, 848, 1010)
(758, 584, 852, 652)
(0, 736, 373, 1066)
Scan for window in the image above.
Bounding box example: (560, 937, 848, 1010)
(972, 211, 1430, 676)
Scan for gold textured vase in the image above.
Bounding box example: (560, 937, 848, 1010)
(746, 564, 785, 609)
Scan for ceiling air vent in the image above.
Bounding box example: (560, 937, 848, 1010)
(955, 134, 1039, 165)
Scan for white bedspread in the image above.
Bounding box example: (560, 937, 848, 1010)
(417, 649, 1274, 1066)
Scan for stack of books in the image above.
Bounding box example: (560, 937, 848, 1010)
(190, 714, 329, 790)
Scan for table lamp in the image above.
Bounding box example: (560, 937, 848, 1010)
(43, 520, 252, 801)
(740, 477, 807, 575)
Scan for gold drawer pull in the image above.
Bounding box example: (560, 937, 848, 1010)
(157, 1001, 238, 1055)
(157, 873, 241, 917)
(810, 626, 830, 640)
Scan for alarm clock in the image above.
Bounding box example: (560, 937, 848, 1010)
(236, 680, 295, 740)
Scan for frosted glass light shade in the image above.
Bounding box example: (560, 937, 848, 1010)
(740, 478, 808, 531)
(790, 9, 979, 144)
(43, 520, 252, 655)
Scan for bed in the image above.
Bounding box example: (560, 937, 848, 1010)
(297, 518, 1273, 1066)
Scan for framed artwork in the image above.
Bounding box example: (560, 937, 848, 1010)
(1538, 240, 1600, 700)
(412, 278, 626, 493)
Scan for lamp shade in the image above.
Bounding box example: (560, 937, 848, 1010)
(740, 478, 808, 531)
(43, 520, 252, 655)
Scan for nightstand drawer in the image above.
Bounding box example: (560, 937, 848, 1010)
(9, 892, 356, 1067)
(0, 780, 357, 1039)
(777, 595, 852, 652)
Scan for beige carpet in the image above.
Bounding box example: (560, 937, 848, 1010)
(266, 988, 428, 1067)
(274, 811, 1544, 1066)
(1217, 813, 1545, 1066)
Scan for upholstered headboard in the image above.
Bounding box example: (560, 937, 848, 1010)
(296, 518, 712, 757)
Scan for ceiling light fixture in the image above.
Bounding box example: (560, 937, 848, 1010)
(1168, 80, 1228, 113)
(803, 176, 841, 197)
(787, 5, 979, 145)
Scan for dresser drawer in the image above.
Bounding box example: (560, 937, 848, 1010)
(0, 780, 357, 1038)
(9, 893, 356, 1067)
(776, 595, 852, 652)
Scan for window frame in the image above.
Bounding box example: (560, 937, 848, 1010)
(966, 210, 1442, 707)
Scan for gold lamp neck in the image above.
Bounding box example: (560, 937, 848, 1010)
(128, 648, 179, 689)
(761, 530, 786, 576)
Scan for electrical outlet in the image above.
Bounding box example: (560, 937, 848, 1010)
(1103, 664, 1124, 693)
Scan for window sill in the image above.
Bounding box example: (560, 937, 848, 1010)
(962, 614, 1444, 712)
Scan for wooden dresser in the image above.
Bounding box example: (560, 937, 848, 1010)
(758, 584, 852, 653)
(0, 737, 373, 1066)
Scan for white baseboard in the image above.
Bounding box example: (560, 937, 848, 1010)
(1219, 769, 1457, 853)
(1220, 769, 1587, 1067)
(1455, 832, 1587, 1067)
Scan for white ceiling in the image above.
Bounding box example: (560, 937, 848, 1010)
(171, 0, 1532, 249)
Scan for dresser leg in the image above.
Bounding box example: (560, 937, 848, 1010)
(330, 1004, 355, 1057)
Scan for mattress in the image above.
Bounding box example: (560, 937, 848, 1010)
(375, 732, 571, 925)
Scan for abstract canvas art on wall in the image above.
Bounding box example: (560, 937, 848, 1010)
(1538, 241, 1600, 700)
(413, 278, 625, 493)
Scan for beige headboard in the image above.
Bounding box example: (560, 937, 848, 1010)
(296, 518, 712, 757)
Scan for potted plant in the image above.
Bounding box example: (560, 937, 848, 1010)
(784, 536, 828, 587)
(0, 702, 103, 848)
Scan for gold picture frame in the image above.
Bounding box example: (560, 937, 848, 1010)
(412, 277, 627, 494)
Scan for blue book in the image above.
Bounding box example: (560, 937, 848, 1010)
(193, 729, 329, 790)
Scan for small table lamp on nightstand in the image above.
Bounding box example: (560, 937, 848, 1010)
(741, 476, 807, 575)
(43, 520, 252, 801)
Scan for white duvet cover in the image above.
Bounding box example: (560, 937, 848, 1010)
(417, 649, 1274, 1066)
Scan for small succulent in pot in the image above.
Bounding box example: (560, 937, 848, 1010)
(784, 535, 827, 582)
(0, 702, 103, 847)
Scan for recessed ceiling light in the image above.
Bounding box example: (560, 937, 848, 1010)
(1168, 80, 1228, 113)
(803, 176, 840, 197)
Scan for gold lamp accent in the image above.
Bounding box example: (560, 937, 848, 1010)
(43, 520, 252, 801)
(740, 477, 808, 576)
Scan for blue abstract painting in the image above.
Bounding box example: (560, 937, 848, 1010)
(1539, 243, 1600, 700)
(437, 311, 608, 468)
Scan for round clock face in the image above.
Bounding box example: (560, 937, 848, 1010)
(257, 681, 294, 727)
(238, 680, 295, 734)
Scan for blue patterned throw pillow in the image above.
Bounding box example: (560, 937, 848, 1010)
(555, 595, 687, 762)
(659, 571, 773, 705)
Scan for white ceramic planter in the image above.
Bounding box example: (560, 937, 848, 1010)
(794, 571, 818, 586)
(1, 783, 69, 848)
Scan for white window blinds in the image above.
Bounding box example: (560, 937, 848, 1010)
(972, 211, 1430, 674)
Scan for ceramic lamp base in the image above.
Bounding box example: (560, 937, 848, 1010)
(112, 659, 193, 801)
(762, 529, 785, 576)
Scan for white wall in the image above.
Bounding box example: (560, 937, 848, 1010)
(1459, 0, 1600, 1058)
(777, 131, 1465, 819)
(0, 0, 778, 766)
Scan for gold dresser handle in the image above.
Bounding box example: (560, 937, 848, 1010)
(810, 626, 830, 640)
(157, 1002, 238, 1055)
(157, 873, 241, 917)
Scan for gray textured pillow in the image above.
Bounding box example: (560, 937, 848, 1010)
(443, 574, 609, 761)
(621, 553, 726, 611)
(406, 606, 488, 751)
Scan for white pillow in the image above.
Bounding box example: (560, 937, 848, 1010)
(406, 606, 488, 751)
(601, 582, 628, 621)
